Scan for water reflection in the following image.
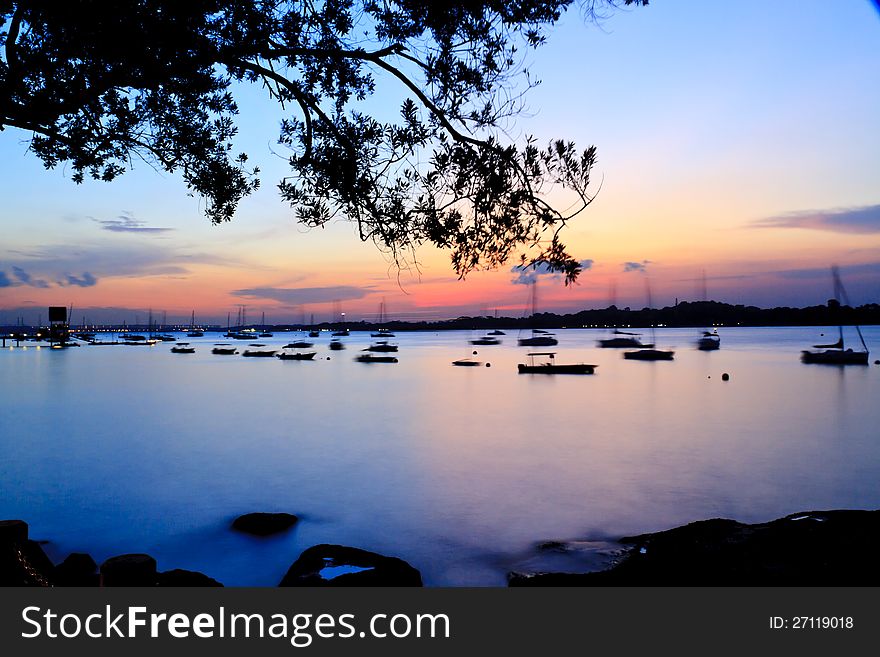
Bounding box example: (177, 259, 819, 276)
(0, 326, 878, 585)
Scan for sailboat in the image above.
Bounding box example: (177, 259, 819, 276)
(371, 299, 395, 338)
(623, 282, 674, 361)
(598, 329, 653, 349)
(801, 267, 869, 365)
(259, 312, 273, 338)
(695, 272, 720, 350)
(517, 281, 558, 346)
(187, 311, 204, 337)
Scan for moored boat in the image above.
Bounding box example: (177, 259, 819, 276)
(517, 352, 596, 374)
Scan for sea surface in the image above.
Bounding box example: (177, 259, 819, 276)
(2, 326, 879, 585)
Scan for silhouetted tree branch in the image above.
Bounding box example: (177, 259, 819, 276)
(0, 0, 647, 283)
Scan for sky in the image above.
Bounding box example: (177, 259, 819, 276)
(1, 0, 879, 325)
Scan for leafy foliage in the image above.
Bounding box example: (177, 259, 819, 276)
(0, 0, 646, 282)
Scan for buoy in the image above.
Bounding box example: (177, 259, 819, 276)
(721, 372, 730, 381)
(486, 363, 491, 367)
(326, 357, 331, 360)
(473, 350, 478, 355)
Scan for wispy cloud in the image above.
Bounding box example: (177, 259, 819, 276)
(0, 271, 12, 288)
(12, 266, 50, 288)
(511, 259, 594, 285)
(233, 285, 374, 305)
(751, 204, 880, 234)
(93, 211, 173, 234)
(60, 272, 98, 288)
(623, 260, 651, 273)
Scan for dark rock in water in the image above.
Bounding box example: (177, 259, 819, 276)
(537, 541, 570, 553)
(279, 544, 422, 587)
(232, 512, 299, 536)
(157, 569, 224, 587)
(101, 554, 158, 587)
(54, 553, 99, 586)
(0, 520, 55, 586)
(509, 510, 880, 586)
(0, 519, 29, 546)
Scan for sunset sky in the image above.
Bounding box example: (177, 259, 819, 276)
(2, 0, 879, 326)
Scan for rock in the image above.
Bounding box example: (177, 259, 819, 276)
(54, 553, 99, 586)
(100, 554, 157, 587)
(157, 569, 223, 587)
(232, 512, 299, 536)
(0, 519, 28, 546)
(0, 533, 55, 587)
(279, 544, 422, 587)
(509, 510, 880, 586)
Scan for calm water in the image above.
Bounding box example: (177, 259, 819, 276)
(2, 326, 879, 585)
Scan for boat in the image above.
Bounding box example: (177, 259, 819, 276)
(284, 341, 314, 348)
(187, 311, 204, 337)
(259, 312, 273, 337)
(308, 330, 320, 338)
(623, 281, 674, 361)
(801, 267, 869, 365)
(211, 344, 238, 355)
(470, 336, 501, 345)
(517, 352, 597, 374)
(598, 329, 654, 349)
(170, 343, 195, 354)
(355, 353, 398, 363)
(488, 330, 506, 335)
(623, 348, 674, 361)
(696, 330, 721, 351)
(156, 334, 177, 342)
(242, 348, 277, 357)
(517, 281, 558, 346)
(452, 358, 482, 367)
(371, 299, 395, 337)
(277, 351, 317, 360)
(329, 339, 345, 350)
(331, 329, 350, 337)
(365, 341, 398, 352)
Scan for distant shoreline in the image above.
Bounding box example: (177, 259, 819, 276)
(3, 300, 879, 334)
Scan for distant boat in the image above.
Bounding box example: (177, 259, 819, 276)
(598, 330, 654, 349)
(517, 352, 596, 374)
(470, 336, 501, 345)
(452, 358, 482, 367)
(187, 311, 204, 337)
(329, 339, 345, 350)
(284, 341, 314, 348)
(308, 330, 320, 338)
(331, 329, 350, 337)
(623, 281, 674, 361)
(365, 341, 398, 352)
(211, 344, 238, 355)
(259, 312, 273, 337)
(355, 353, 398, 363)
(517, 281, 558, 346)
(623, 348, 674, 361)
(488, 330, 506, 336)
(156, 334, 177, 342)
(242, 348, 277, 357)
(801, 267, 869, 365)
(696, 330, 721, 351)
(170, 343, 195, 354)
(277, 351, 316, 360)
(371, 299, 395, 337)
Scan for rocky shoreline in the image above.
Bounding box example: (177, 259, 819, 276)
(4, 509, 878, 586)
